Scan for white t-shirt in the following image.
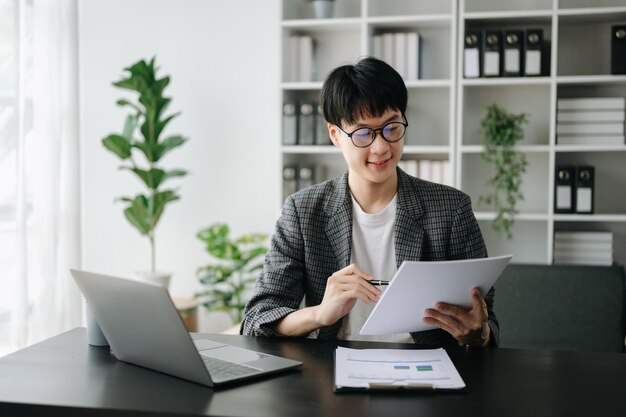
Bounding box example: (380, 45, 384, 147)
(337, 194, 413, 343)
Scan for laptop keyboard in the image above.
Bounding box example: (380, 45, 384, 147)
(201, 355, 260, 380)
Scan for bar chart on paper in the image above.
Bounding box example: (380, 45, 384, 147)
(334, 347, 466, 390)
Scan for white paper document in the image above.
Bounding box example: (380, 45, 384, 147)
(360, 255, 513, 335)
(334, 347, 465, 391)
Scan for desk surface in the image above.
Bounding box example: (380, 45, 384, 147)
(1, 328, 625, 417)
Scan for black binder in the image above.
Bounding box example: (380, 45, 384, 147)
(315, 104, 330, 145)
(575, 166, 595, 214)
(524, 29, 543, 76)
(611, 25, 626, 75)
(282, 165, 298, 201)
(298, 103, 315, 145)
(283, 102, 298, 145)
(464, 31, 482, 78)
(483, 30, 503, 77)
(298, 166, 314, 191)
(554, 166, 576, 214)
(504, 30, 523, 77)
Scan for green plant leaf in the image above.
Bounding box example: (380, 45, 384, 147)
(123, 195, 151, 235)
(154, 135, 186, 161)
(122, 114, 139, 141)
(132, 141, 156, 162)
(102, 134, 132, 160)
(148, 189, 180, 228)
(154, 112, 180, 140)
(115, 99, 143, 114)
(235, 233, 268, 245)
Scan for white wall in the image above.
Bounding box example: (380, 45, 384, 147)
(79, 0, 281, 299)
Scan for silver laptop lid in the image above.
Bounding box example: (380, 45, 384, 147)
(71, 269, 213, 386)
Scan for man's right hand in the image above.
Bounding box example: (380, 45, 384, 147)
(313, 263, 382, 327)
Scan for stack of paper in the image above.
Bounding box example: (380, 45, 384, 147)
(286, 35, 316, 82)
(556, 97, 625, 145)
(398, 159, 452, 186)
(553, 231, 613, 266)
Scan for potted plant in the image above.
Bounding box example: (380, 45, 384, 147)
(479, 103, 528, 239)
(195, 223, 268, 324)
(101, 57, 187, 288)
(308, 0, 335, 19)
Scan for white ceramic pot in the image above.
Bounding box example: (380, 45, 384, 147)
(312, 0, 334, 19)
(134, 271, 172, 289)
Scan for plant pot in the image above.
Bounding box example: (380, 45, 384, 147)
(312, 0, 334, 19)
(134, 271, 172, 290)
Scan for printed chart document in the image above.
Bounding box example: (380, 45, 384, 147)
(360, 254, 513, 335)
(334, 347, 465, 392)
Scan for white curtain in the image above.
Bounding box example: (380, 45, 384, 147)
(0, 0, 81, 356)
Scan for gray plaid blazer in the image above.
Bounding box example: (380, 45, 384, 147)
(241, 168, 499, 347)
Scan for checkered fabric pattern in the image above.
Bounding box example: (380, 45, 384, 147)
(241, 168, 499, 347)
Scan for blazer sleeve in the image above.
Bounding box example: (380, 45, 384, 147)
(449, 194, 499, 347)
(240, 195, 307, 337)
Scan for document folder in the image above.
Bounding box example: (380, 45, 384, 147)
(334, 347, 466, 393)
(360, 255, 512, 336)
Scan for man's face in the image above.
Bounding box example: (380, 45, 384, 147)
(328, 109, 405, 187)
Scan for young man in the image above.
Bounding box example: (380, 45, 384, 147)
(241, 57, 498, 348)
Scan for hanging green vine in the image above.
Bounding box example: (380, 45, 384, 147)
(479, 104, 529, 239)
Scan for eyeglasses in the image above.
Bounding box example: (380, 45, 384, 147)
(335, 114, 408, 148)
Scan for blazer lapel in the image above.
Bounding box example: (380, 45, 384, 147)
(394, 169, 426, 267)
(325, 171, 353, 269)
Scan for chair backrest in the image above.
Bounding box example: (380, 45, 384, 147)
(494, 264, 626, 353)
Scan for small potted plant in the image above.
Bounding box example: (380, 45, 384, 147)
(308, 0, 335, 19)
(101, 57, 187, 288)
(195, 223, 268, 325)
(479, 103, 528, 239)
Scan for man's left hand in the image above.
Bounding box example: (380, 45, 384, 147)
(422, 287, 490, 347)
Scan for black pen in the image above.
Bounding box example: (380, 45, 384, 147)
(369, 280, 390, 286)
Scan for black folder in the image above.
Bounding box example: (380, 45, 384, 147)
(464, 31, 482, 78)
(283, 102, 298, 145)
(282, 165, 298, 201)
(504, 30, 523, 77)
(611, 25, 626, 75)
(575, 166, 595, 214)
(315, 104, 330, 145)
(554, 166, 576, 214)
(298, 103, 315, 145)
(524, 29, 543, 76)
(483, 30, 503, 77)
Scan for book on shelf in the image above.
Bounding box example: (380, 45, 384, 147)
(483, 30, 503, 77)
(287, 36, 299, 82)
(554, 240, 613, 252)
(554, 231, 613, 243)
(382, 33, 394, 68)
(553, 254, 613, 266)
(557, 110, 625, 123)
(283, 102, 298, 145)
(556, 123, 624, 135)
(372, 34, 382, 60)
(524, 29, 543, 76)
(393, 32, 407, 79)
(557, 97, 626, 111)
(464, 31, 481, 78)
(298, 103, 315, 145)
(557, 136, 624, 146)
(398, 160, 418, 177)
(299, 35, 315, 82)
(282, 166, 298, 201)
(503, 30, 523, 77)
(315, 105, 330, 145)
(406, 32, 420, 81)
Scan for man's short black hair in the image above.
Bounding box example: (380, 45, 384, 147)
(320, 56, 407, 128)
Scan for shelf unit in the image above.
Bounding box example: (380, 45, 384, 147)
(281, 0, 626, 266)
(457, 0, 626, 265)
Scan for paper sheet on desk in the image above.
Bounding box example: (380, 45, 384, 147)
(334, 347, 465, 390)
(360, 254, 513, 335)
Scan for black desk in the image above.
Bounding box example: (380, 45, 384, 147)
(1, 328, 625, 417)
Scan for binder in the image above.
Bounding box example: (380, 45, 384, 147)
(315, 105, 330, 145)
(282, 102, 298, 145)
(298, 103, 315, 145)
(483, 30, 503, 77)
(298, 166, 314, 190)
(282, 166, 298, 201)
(299, 36, 315, 82)
(406, 32, 420, 80)
(554, 166, 575, 213)
(575, 166, 594, 214)
(503, 30, 523, 77)
(393, 32, 407, 79)
(464, 31, 481, 78)
(524, 29, 543, 76)
(611, 25, 626, 75)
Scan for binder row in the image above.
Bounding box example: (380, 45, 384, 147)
(282, 164, 327, 201)
(556, 97, 626, 146)
(554, 165, 595, 214)
(372, 32, 421, 81)
(398, 159, 453, 186)
(611, 25, 626, 75)
(283, 102, 330, 146)
(464, 29, 546, 78)
(553, 231, 613, 266)
(286, 35, 315, 82)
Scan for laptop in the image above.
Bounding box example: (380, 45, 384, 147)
(70, 269, 302, 388)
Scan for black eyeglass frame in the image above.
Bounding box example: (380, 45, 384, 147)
(334, 114, 409, 148)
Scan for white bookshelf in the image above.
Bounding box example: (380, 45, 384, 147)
(457, 0, 626, 266)
(281, 0, 626, 266)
